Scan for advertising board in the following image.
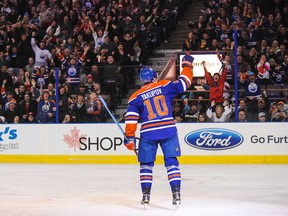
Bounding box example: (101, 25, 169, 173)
(0, 123, 287, 164)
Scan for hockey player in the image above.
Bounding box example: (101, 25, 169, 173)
(124, 53, 194, 208)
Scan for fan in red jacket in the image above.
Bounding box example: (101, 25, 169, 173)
(202, 58, 228, 104)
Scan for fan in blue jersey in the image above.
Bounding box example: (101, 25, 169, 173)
(56, 45, 90, 88)
(124, 54, 194, 208)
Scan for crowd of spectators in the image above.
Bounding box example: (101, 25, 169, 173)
(0, 0, 188, 123)
(1, 0, 288, 124)
(174, 0, 288, 123)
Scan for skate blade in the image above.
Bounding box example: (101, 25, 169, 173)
(143, 203, 148, 210)
(174, 201, 180, 210)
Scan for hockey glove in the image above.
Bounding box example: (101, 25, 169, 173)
(124, 136, 135, 151)
(181, 54, 194, 68)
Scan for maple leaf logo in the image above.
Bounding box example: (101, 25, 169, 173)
(63, 126, 87, 151)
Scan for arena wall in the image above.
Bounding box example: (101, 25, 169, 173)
(0, 123, 287, 164)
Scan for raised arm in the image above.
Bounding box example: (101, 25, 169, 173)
(31, 31, 38, 52)
(202, 61, 212, 84)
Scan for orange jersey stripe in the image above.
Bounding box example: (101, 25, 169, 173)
(128, 80, 170, 103)
(125, 116, 138, 120)
(128, 68, 192, 103)
(183, 77, 190, 87)
(141, 120, 175, 130)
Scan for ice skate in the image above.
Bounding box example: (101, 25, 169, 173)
(172, 188, 181, 209)
(141, 188, 150, 210)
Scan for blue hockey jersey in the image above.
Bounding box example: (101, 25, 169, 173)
(58, 54, 86, 84)
(125, 67, 193, 140)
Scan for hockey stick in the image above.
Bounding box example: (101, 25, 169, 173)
(99, 95, 138, 155)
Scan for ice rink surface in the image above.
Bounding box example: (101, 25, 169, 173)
(0, 164, 288, 216)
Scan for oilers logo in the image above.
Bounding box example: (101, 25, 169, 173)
(276, 74, 282, 82)
(42, 104, 50, 112)
(141, 24, 146, 31)
(220, 33, 228, 42)
(68, 67, 77, 76)
(97, 40, 103, 46)
(85, 1, 92, 9)
(37, 77, 45, 87)
(40, 51, 45, 59)
(227, 64, 232, 73)
(248, 82, 257, 93)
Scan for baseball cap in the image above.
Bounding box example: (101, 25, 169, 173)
(258, 99, 265, 104)
(87, 74, 93, 79)
(258, 112, 265, 118)
(278, 101, 284, 106)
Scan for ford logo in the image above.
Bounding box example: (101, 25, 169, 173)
(184, 128, 243, 150)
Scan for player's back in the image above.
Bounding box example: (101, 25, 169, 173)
(127, 80, 177, 140)
(125, 66, 193, 140)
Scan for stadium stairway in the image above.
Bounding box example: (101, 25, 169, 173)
(159, 0, 204, 50)
(144, 1, 204, 73)
(110, 1, 205, 122)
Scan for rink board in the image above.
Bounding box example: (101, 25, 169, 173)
(0, 123, 288, 164)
